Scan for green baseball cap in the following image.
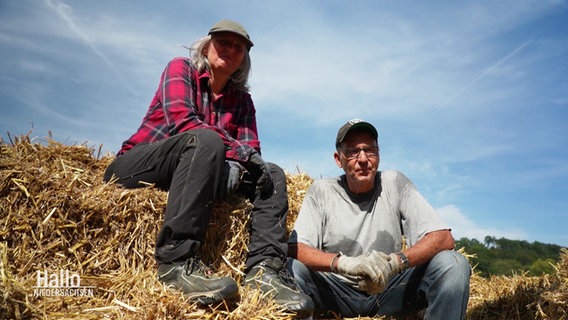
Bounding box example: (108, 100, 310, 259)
(208, 19, 254, 50)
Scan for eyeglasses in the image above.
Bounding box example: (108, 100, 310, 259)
(340, 146, 379, 160)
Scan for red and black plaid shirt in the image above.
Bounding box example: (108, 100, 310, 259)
(117, 57, 260, 162)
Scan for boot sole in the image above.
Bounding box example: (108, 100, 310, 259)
(184, 283, 239, 305)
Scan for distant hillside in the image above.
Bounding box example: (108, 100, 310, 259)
(456, 237, 563, 277)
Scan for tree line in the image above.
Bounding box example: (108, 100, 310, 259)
(454, 236, 564, 277)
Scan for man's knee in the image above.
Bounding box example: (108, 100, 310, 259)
(432, 250, 470, 269)
(444, 250, 470, 273)
(430, 250, 471, 289)
(287, 258, 312, 285)
(418, 251, 469, 319)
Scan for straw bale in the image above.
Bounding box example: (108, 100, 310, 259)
(0, 135, 293, 319)
(457, 250, 567, 319)
(1, 135, 567, 319)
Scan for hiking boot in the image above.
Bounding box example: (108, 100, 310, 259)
(244, 257, 314, 318)
(157, 257, 238, 305)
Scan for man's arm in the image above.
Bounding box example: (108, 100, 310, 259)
(288, 242, 339, 272)
(289, 230, 455, 272)
(399, 229, 455, 267)
(288, 241, 391, 294)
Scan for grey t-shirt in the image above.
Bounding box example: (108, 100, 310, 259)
(289, 170, 449, 285)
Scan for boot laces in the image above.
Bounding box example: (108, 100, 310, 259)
(184, 257, 214, 277)
(263, 257, 299, 290)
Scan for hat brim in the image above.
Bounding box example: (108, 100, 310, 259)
(335, 121, 378, 147)
(208, 29, 254, 49)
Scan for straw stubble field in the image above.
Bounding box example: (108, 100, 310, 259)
(1, 135, 566, 319)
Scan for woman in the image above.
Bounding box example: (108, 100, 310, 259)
(104, 20, 313, 317)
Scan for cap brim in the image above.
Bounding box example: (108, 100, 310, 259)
(350, 122, 378, 139)
(209, 29, 254, 48)
(335, 121, 378, 147)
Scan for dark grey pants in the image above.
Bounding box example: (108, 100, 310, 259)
(104, 129, 288, 270)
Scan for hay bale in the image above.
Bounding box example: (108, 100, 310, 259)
(0, 135, 294, 319)
(1, 135, 567, 319)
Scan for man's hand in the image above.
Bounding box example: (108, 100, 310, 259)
(357, 251, 402, 295)
(337, 253, 379, 278)
(358, 275, 385, 295)
(244, 150, 274, 198)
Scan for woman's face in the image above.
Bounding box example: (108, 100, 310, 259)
(205, 32, 246, 78)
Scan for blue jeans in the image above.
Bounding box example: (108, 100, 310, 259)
(287, 250, 470, 319)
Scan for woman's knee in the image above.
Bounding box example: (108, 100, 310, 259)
(169, 130, 225, 161)
(266, 162, 284, 175)
(183, 129, 224, 154)
(264, 162, 287, 197)
(266, 162, 286, 183)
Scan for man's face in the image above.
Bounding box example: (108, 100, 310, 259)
(334, 130, 379, 194)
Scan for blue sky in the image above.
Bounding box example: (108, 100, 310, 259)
(1, 0, 567, 247)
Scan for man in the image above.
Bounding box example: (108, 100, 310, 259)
(287, 119, 470, 318)
(104, 20, 313, 317)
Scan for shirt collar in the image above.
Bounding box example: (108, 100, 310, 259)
(198, 69, 211, 81)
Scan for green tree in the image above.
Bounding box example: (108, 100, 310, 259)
(454, 235, 563, 277)
(529, 259, 555, 276)
(488, 259, 523, 276)
(484, 235, 496, 248)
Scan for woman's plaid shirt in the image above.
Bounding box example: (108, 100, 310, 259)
(117, 57, 260, 162)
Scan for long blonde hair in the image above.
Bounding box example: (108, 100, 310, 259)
(189, 35, 251, 92)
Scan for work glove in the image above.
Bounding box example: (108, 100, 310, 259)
(219, 160, 245, 200)
(359, 275, 385, 295)
(336, 252, 388, 293)
(359, 252, 403, 295)
(244, 150, 274, 198)
(387, 252, 404, 277)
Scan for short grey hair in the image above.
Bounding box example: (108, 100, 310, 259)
(188, 35, 251, 92)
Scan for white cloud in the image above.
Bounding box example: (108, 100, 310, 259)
(1, 0, 567, 247)
(436, 204, 527, 242)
